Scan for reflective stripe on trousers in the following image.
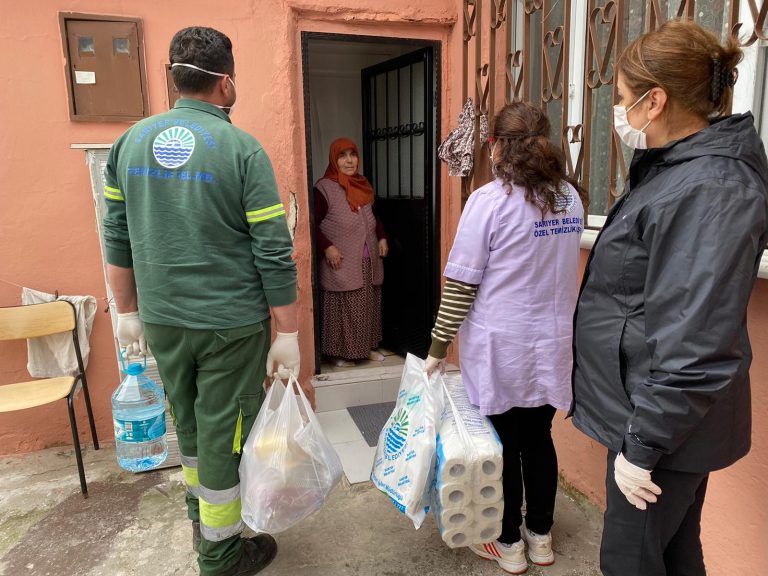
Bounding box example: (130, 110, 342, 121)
(199, 483, 244, 541)
(180, 453, 201, 498)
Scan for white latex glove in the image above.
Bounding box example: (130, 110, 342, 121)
(424, 355, 446, 376)
(266, 331, 300, 379)
(614, 452, 662, 510)
(116, 311, 147, 358)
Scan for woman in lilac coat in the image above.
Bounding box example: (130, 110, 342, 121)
(426, 102, 585, 574)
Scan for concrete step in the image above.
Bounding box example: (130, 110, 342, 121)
(312, 363, 459, 412)
(312, 364, 403, 412)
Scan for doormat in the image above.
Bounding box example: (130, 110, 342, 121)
(347, 402, 396, 448)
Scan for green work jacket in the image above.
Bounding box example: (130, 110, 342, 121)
(103, 99, 296, 329)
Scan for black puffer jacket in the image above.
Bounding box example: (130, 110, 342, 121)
(571, 113, 768, 473)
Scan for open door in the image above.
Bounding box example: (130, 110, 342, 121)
(362, 47, 438, 358)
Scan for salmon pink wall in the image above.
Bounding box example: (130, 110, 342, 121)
(1, 2, 765, 574)
(0, 0, 459, 453)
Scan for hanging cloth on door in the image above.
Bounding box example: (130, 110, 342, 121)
(438, 98, 488, 177)
(21, 287, 98, 378)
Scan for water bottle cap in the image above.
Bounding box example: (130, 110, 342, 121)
(123, 362, 145, 376)
(119, 352, 147, 375)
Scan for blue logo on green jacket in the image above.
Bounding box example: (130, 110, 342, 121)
(153, 127, 195, 168)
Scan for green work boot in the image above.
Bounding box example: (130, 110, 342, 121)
(217, 534, 278, 576)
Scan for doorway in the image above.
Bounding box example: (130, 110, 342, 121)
(301, 33, 441, 374)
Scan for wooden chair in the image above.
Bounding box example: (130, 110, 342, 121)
(0, 301, 99, 496)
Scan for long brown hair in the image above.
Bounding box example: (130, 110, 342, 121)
(491, 102, 584, 215)
(617, 20, 742, 119)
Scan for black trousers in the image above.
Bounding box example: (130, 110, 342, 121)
(601, 451, 709, 576)
(488, 404, 558, 544)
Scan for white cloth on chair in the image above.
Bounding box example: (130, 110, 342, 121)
(21, 287, 98, 378)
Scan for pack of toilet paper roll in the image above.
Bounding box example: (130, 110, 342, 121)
(433, 373, 504, 548)
(371, 354, 444, 528)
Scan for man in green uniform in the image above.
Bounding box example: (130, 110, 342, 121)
(103, 27, 306, 576)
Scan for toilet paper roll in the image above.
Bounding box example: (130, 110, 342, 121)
(474, 522, 502, 544)
(473, 480, 503, 505)
(437, 482, 470, 508)
(477, 454, 503, 481)
(475, 502, 504, 523)
(441, 526, 473, 549)
(437, 375, 504, 487)
(437, 506, 474, 530)
(437, 456, 470, 484)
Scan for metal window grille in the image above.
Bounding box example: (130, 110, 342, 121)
(460, 0, 761, 223)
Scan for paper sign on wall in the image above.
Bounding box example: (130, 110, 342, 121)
(75, 71, 96, 84)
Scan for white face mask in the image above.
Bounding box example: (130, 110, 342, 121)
(613, 89, 652, 149)
(171, 62, 236, 115)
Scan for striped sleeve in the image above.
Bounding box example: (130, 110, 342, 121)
(428, 278, 478, 359)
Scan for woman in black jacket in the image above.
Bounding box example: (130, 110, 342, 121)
(571, 20, 768, 576)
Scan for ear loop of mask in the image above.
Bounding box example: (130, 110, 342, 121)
(489, 142, 499, 176)
(171, 62, 236, 114)
(626, 89, 652, 131)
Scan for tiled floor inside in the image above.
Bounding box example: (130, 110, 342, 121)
(314, 351, 462, 484)
(314, 348, 401, 484)
(316, 408, 378, 484)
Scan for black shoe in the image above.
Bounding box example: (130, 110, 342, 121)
(192, 521, 201, 553)
(217, 534, 278, 576)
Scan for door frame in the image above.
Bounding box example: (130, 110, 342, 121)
(300, 31, 442, 374)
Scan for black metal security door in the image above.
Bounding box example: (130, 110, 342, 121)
(362, 47, 437, 358)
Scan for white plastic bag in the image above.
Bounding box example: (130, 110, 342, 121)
(370, 353, 444, 528)
(240, 374, 343, 533)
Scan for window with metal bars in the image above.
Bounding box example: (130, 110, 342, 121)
(460, 0, 758, 227)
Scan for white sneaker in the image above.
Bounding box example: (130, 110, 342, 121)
(522, 528, 555, 566)
(469, 540, 528, 574)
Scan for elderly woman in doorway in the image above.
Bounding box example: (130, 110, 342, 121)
(314, 137, 388, 367)
(571, 20, 768, 576)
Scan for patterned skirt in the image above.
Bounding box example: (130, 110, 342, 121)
(321, 258, 382, 360)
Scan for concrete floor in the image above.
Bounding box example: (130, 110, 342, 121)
(0, 445, 603, 576)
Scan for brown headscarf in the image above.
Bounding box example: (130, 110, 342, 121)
(323, 138, 374, 211)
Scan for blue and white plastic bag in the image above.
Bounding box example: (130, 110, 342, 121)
(371, 353, 444, 528)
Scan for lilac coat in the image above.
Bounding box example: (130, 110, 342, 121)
(446, 178, 584, 415)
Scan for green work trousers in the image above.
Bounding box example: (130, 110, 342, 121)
(144, 320, 269, 576)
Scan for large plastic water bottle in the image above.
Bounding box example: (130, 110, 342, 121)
(112, 356, 168, 472)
